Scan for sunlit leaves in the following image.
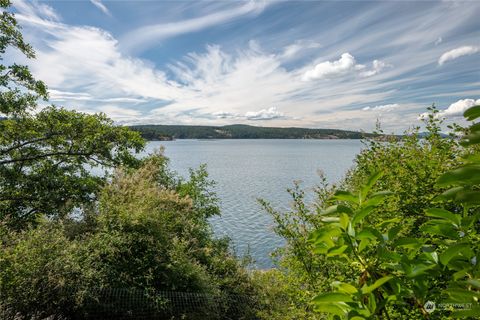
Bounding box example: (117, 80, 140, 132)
(360, 276, 393, 294)
(310, 104, 480, 318)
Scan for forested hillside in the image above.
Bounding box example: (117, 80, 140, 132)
(130, 124, 376, 140)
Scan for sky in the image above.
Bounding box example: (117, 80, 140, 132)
(8, 0, 480, 132)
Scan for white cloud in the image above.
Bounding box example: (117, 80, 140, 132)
(280, 40, 321, 59)
(50, 89, 147, 104)
(439, 98, 480, 117)
(438, 46, 479, 65)
(435, 37, 443, 45)
(90, 0, 111, 16)
(120, 1, 267, 53)
(245, 107, 285, 120)
(14, 0, 60, 21)
(359, 60, 391, 78)
(362, 103, 400, 111)
(302, 53, 357, 80)
(12, 0, 480, 133)
(99, 105, 142, 120)
(302, 53, 389, 80)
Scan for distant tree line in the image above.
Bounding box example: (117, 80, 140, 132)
(129, 124, 377, 140)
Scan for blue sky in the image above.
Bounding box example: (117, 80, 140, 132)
(10, 0, 480, 132)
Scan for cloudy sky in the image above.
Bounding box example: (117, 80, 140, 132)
(9, 0, 480, 132)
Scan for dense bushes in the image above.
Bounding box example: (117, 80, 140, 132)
(0, 153, 259, 319)
(258, 108, 476, 319)
(308, 106, 480, 319)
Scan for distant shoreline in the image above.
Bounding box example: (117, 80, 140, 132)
(129, 124, 379, 141)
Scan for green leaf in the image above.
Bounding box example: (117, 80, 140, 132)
(309, 226, 342, 247)
(420, 220, 459, 239)
(356, 229, 378, 240)
(466, 279, 480, 289)
(393, 238, 424, 251)
(444, 288, 480, 302)
(312, 292, 354, 303)
(425, 208, 461, 226)
(423, 251, 439, 264)
(377, 217, 401, 229)
(311, 302, 349, 317)
(434, 186, 464, 201)
(333, 190, 358, 205)
(377, 247, 402, 262)
(339, 213, 349, 230)
(360, 171, 383, 201)
(464, 105, 480, 121)
(361, 276, 393, 294)
(460, 132, 480, 147)
(455, 190, 480, 205)
(387, 224, 402, 241)
(358, 238, 371, 253)
(362, 191, 393, 207)
(320, 205, 340, 215)
(360, 227, 384, 243)
(321, 204, 353, 216)
(327, 245, 349, 257)
(437, 165, 480, 186)
(351, 206, 375, 225)
(404, 263, 437, 278)
(331, 281, 358, 294)
(440, 244, 473, 266)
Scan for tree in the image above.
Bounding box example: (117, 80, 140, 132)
(310, 105, 480, 319)
(0, 1, 145, 228)
(0, 153, 259, 319)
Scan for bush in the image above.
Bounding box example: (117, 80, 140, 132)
(309, 105, 480, 319)
(259, 107, 466, 319)
(0, 152, 259, 319)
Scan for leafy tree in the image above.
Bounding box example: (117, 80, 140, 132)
(309, 105, 480, 319)
(0, 1, 144, 228)
(258, 107, 464, 319)
(0, 153, 259, 319)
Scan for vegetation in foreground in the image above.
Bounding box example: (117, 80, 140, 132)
(0, 1, 479, 319)
(258, 108, 480, 319)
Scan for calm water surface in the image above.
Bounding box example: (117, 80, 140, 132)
(143, 139, 363, 269)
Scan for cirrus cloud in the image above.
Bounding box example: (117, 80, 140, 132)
(438, 46, 479, 65)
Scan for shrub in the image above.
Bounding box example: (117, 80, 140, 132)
(0, 153, 259, 319)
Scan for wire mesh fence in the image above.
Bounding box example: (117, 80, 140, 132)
(1, 288, 260, 320)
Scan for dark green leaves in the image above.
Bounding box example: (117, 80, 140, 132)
(437, 165, 480, 186)
(463, 105, 480, 121)
(0, 107, 145, 227)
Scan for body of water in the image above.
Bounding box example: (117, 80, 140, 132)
(143, 139, 363, 269)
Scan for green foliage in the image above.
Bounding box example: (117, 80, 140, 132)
(251, 269, 323, 320)
(309, 106, 480, 319)
(345, 106, 461, 227)
(0, 3, 145, 228)
(0, 153, 259, 319)
(0, 0, 48, 115)
(260, 107, 466, 319)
